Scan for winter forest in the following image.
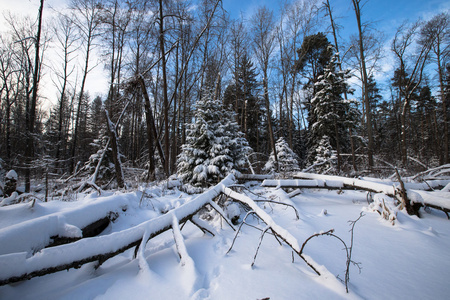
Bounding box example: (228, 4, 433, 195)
(0, 0, 448, 186)
(1, 0, 450, 299)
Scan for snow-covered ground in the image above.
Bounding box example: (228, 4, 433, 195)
(1, 182, 450, 299)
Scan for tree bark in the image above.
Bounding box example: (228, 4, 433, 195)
(25, 0, 44, 192)
(105, 110, 124, 188)
(139, 76, 166, 179)
(159, 0, 170, 176)
(351, 0, 374, 169)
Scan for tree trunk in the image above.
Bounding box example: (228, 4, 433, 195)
(159, 0, 170, 176)
(139, 77, 156, 180)
(400, 99, 410, 167)
(71, 39, 92, 173)
(25, 0, 44, 192)
(264, 69, 278, 170)
(105, 109, 124, 188)
(352, 0, 374, 169)
(437, 51, 449, 163)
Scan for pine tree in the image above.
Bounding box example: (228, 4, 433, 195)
(177, 90, 251, 191)
(264, 137, 299, 176)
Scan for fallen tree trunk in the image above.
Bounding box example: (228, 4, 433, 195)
(262, 178, 396, 197)
(0, 196, 130, 256)
(221, 185, 324, 275)
(0, 173, 346, 286)
(284, 173, 450, 216)
(237, 174, 275, 181)
(0, 175, 235, 286)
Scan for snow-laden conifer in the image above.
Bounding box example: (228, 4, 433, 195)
(264, 137, 300, 177)
(307, 49, 358, 172)
(307, 135, 337, 174)
(177, 90, 252, 192)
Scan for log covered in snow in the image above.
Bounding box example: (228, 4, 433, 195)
(0, 174, 235, 285)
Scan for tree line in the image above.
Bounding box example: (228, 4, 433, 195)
(0, 0, 449, 190)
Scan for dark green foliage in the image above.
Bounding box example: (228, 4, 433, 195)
(177, 90, 251, 191)
(223, 53, 265, 153)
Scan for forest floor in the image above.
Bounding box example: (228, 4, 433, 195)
(1, 178, 450, 299)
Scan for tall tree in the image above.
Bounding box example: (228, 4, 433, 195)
(50, 14, 78, 172)
(309, 51, 357, 171)
(251, 6, 278, 168)
(296, 32, 333, 135)
(279, 0, 318, 147)
(70, 0, 102, 172)
(223, 53, 262, 153)
(351, 0, 375, 168)
(24, 0, 45, 192)
(420, 13, 450, 163)
(392, 21, 433, 166)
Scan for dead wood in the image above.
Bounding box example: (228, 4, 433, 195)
(395, 168, 420, 216)
(47, 216, 110, 248)
(253, 199, 300, 220)
(237, 174, 275, 181)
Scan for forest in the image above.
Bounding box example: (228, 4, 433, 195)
(1, 1, 450, 298)
(0, 0, 449, 192)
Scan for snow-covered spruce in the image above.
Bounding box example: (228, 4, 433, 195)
(78, 138, 118, 187)
(264, 137, 300, 176)
(306, 50, 358, 173)
(177, 89, 252, 192)
(306, 135, 337, 174)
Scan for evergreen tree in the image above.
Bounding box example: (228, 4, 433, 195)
(264, 137, 300, 176)
(367, 75, 382, 116)
(308, 51, 357, 169)
(223, 53, 264, 153)
(308, 135, 337, 174)
(177, 90, 251, 191)
(78, 137, 116, 186)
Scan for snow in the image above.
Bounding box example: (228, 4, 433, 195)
(0, 192, 130, 255)
(1, 175, 450, 299)
(5, 170, 17, 181)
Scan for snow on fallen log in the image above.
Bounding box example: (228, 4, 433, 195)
(0, 194, 131, 256)
(261, 179, 344, 189)
(220, 185, 325, 276)
(237, 174, 275, 181)
(292, 173, 399, 196)
(171, 213, 194, 267)
(0, 174, 235, 285)
(403, 180, 450, 191)
(407, 190, 450, 214)
(293, 172, 450, 215)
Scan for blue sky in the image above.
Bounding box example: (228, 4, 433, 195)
(222, 0, 449, 38)
(1, 0, 448, 104)
(221, 0, 449, 93)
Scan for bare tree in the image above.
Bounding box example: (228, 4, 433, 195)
(392, 21, 433, 167)
(50, 14, 78, 171)
(251, 6, 278, 169)
(421, 13, 450, 163)
(101, 0, 133, 120)
(277, 0, 318, 148)
(351, 0, 375, 168)
(0, 35, 20, 164)
(69, 0, 102, 173)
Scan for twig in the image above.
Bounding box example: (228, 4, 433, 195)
(253, 199, 300, 220)
(252, 226, 271, 267)
(227, 211, 258, 254)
